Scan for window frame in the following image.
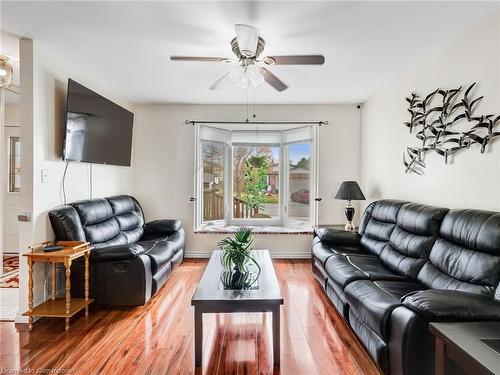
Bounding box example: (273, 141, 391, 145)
(8, 136, 21, 194)
(195, 124, 318, 230)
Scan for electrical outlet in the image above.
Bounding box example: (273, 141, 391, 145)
(41, 169, 49, 183)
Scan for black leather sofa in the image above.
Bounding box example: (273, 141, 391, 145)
(49, 195, 185, 306)
(312, 199, 500, 375)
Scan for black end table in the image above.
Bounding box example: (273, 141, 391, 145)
(430, 322, 500, 375)
(314, 224, 358, 232)
(191, 250, 283, 367)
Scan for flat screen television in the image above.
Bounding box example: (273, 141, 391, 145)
(63, 79, 134, 167)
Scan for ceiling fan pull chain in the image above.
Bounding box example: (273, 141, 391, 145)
(246, 86, 249, 122)
(253, 85, 256, 119)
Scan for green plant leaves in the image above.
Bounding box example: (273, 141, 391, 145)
(218, 227, 260, 275)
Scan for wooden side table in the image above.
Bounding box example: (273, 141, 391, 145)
(22, 241, 94, 331)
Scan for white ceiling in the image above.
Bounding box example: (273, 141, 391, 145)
(1, 1, 499, 104)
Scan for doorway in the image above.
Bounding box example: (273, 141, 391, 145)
(0, 87, 20, 320)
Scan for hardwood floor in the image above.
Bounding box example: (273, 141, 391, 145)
(0, 259, 381, 374)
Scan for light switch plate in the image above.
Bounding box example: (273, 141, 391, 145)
(41, 169, 49, 183)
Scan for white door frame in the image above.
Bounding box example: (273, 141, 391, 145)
(0, 85, 21, 271)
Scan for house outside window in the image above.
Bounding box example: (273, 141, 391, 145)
(195, 124, 318, 230)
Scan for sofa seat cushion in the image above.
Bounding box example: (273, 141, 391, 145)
(345, 280, 423, 340)
(325, 253, 410, 291)
(374, 280, 425, 299)
(325, 254, 370, 289)
(312, 238, 363, 266)
(332, 245, 366, 256)
(91, 242, 152, 262)
(348, 255, 410, 282)
(312, 237, 335, 266)
(144, 241, 177, 274)
(142, 230, 185, 273)
(140, 233, 171, 242)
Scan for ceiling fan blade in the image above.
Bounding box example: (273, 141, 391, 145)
(259, 68, 288, 92)
(170, 56, 231, 62)
(209, 72, 230, 90)
(263, 55, 325, 65)
(234, 24, 259, 57)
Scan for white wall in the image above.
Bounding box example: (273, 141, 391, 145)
(4, 103, 20, 126)
(133, 104, 361, 258)
(360, 10, 500, 211)
(17, 39, 135, 322)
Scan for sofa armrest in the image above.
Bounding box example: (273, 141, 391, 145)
(314, 227, 360, 247)
(402, 290, 500, 321)
(91, 243, 147, 262)
(143, 219, 181, 236)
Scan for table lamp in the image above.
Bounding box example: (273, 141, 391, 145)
(334, 181, 366, 231)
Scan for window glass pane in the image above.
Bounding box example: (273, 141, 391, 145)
(233, 145, 280, 220)
(9, 137, 21, 193)
(288, 143, 311, 225)
(202, 141, 224, 221)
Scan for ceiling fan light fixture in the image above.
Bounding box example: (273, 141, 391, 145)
(234, 24, 259, 58)
(263, 56, 276, 65)
(229, 64, 249, 88)
(0, 55, 13, 88)
(247, 65, 264, 87)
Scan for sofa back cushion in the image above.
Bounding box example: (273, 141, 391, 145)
(359, 200, 407, 256)
(49, 195, 144, 248)
(417, 209, 500, 298)
(379, 203, 449, 279)
(107, 195, 144, 244)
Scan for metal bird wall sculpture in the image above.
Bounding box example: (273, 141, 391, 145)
(403, 82, 500, 175)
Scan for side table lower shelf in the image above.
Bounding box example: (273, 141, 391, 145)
(23, 298, 94, 318)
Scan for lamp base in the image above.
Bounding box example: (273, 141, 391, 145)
(345, 222, 355, 231)
(344, 202, 356, 232)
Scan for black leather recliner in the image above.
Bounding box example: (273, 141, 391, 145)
(312, 200, 500, 375)
(49, 195, 185, 306)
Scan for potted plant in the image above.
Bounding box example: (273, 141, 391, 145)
(218, 227, 261, 288)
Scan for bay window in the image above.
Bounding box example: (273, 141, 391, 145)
(196, 124, 317, 229)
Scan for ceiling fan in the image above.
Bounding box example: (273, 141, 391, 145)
(170, 24, 325, 92)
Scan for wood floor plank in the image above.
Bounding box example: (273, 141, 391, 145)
(236, 313, 258, 375)
(1, 259, 380, 375)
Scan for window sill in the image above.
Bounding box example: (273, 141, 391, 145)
(195, 221, 313, 235)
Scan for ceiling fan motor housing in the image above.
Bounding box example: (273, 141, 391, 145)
(231, 37, 265, 61)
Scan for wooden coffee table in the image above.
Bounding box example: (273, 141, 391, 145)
(191, 250, 283, 367)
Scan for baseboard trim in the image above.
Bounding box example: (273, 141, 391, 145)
(185, 251, 311, 259)
(15, 314, 40, 325)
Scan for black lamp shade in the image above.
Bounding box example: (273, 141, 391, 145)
(334, 181, 365, 201)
